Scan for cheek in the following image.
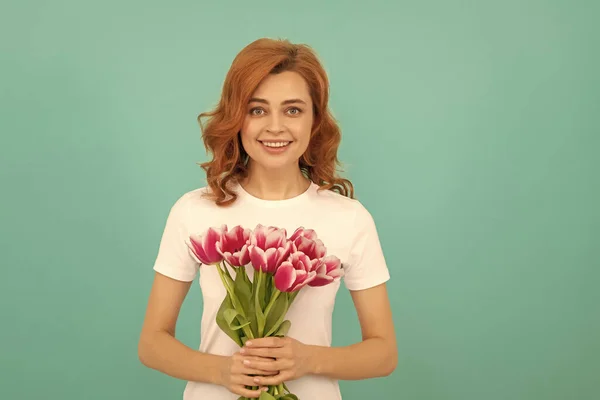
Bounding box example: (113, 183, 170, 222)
(240, 120, 259, 146)
(295, 120, 313, 144)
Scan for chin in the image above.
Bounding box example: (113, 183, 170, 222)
(257, 159, 296, 171)
(248, 155, 299, 171)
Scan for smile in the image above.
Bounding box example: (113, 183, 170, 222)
(258, 140, 291, 148)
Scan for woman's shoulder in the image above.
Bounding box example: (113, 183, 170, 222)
(166, 185, 220, 216)
(314, 185, 370, 213)
(313, 186, 380, 236)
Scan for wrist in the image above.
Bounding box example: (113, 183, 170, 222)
(200, 352, 228, 386)
(306, 344, 325, 375)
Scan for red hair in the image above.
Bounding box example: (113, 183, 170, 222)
(197, 38, 354, 207)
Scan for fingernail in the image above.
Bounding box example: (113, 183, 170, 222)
(246, 341, 252, 346)
(254, 377, 260, 383)
(239, 348, 245, 354)
(243, 359, 250, 365)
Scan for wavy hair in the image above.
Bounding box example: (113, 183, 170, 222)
(197, 38, 354, 207)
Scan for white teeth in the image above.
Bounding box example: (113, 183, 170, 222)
(262, 141, 290, 148)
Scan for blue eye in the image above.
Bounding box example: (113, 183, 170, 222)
(288, 107, 302, 115)
(249, 107, 264, 115)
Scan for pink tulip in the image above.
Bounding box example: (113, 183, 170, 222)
(309, 255, 344, 287)
(187, 225, 226, 265)
(248, 224, 292, 274)
(289, 228, 326, 261)
(217, 225, 251, 267)
(274, 251, 317, 292)
(289, 227, 318, 242)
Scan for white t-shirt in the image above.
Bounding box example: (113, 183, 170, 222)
(152, 180, 390, 400)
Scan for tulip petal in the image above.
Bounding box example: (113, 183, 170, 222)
(249, 245, 266, 271)
(185, 238, 203, 264)
(239, 244, 250, 266)
(188, 235, 214, 264)
(299, 253, 312, 272)
(250, 224, 266, 248)
(289, 227, 318, 241)
(291, 270, 317, 291)
(308, 275, 333, 287)
(289, 227, 303, 242)
(274, 262, 296, 292)
(203, 227, 224, 261)
(265, 228, 286, 249)
(264, 247, 279, 273)
(323, 255, 343, 275)
(308, 255, 343, 287)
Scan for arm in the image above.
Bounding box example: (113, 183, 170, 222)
(137, 271, 226, 384)
(244, 283, 397, 384)
(139, 271, 278, 398)
(309, 282, 397, 379)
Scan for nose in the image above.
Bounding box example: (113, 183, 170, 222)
(265, 112, 284, 134)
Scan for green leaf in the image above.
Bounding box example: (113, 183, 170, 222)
(216, 296, 242, 347)
(234, 268, 253, 316)
(280, 395, 298, 400)
(264, 274, 273, 304)
(258, 391, 277, 400)
(273, 320, 291, 337)
(224, 308, 251, 330)
(264, 293, 289, 337)
(221, 264, 235, 293)
(247, 293, 258, 338)
(288, 290, 299, 305)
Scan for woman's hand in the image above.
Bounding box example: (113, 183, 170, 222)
(219, 351, 277, 398)
(239, 336, 314, 386)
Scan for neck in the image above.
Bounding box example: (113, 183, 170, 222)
(240, 162, 311, 201)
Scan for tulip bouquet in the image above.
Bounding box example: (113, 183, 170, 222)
(186, 224, 343, 400)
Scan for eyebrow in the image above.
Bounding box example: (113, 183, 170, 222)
(248, 97, 307, 106)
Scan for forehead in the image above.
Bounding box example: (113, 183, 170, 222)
(251, 71, 312, 103)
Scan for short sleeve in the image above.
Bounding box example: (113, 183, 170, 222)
(152, 193, 200, 282)
(343, 202, 390, 291)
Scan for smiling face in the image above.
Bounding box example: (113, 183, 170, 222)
(240, 70, 314, 173)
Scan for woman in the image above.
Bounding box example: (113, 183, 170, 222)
(138, 38, 397, 399)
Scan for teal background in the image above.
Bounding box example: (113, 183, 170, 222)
(1, 0, 598, 399)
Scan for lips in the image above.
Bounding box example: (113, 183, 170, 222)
(258, 140, 292, 148)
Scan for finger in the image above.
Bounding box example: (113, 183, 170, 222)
(245, 336, 286, 348)
(242, 347, 284, 359)
(232, 373, 260, 387)
(233, 358, 279, 376)
(253, 371, 294, 386)
(232, 384, 267, 398)
(241, 365, 278, 376)
(251, 372, 283, 386)
(246, 355, 277, 362)
(244, 357, 283, 372)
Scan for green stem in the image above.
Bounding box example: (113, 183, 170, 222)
(263, 288, 281, 320)
(215, 262, 254, 339)
(256, 269, 265, 337)
(215, 261, 233, 293)
(222, 260, 234, 281)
